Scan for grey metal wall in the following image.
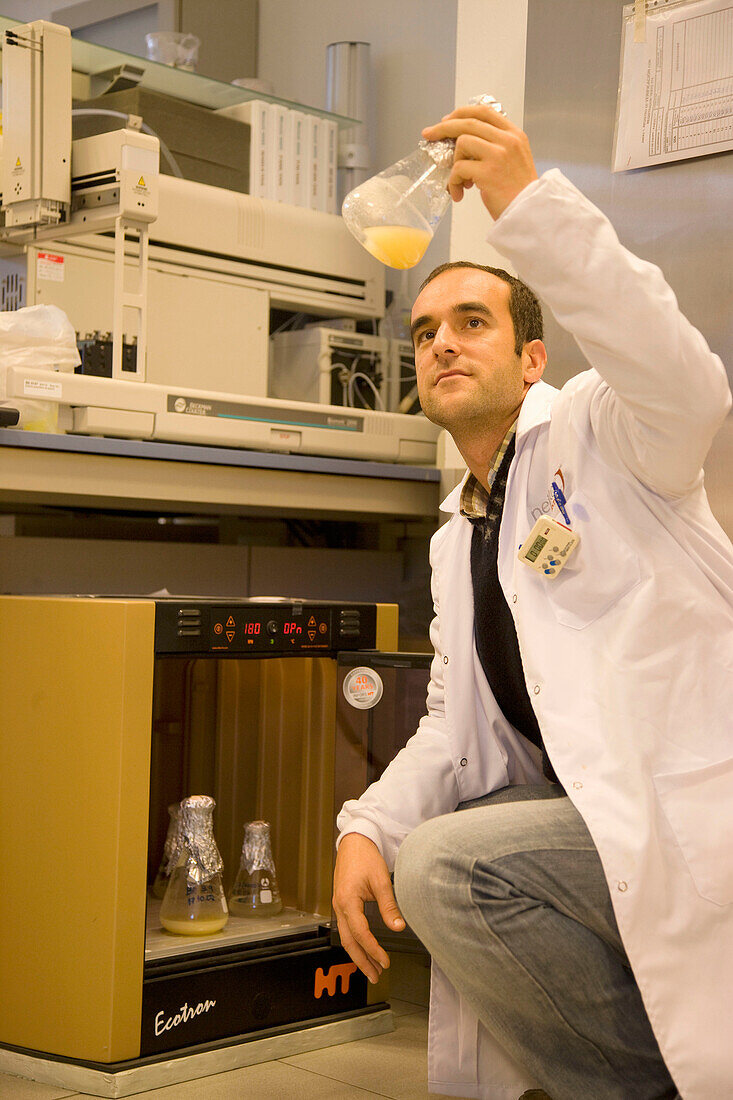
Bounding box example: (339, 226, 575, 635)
(524, 0, 732, 533)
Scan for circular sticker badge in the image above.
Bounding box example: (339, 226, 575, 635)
(343, 666, 384, 710)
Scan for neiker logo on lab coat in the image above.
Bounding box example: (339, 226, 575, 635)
(531, 467, 567, 522)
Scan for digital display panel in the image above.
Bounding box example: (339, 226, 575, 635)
(153, 599, 377, 656)
(208, 608, 330, 653)
(525, 534, 547, 563)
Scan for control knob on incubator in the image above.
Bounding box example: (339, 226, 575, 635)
(228, 820, 283, 917)
(341, 94, 505, 269)
(159, 794, 229, 935)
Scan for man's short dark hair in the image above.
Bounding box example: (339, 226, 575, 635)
(418, 261, 543, 357)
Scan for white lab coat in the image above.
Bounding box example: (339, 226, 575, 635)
(337, 169, 733, 1099)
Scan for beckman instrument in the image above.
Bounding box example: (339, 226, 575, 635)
(0, 21, 440, 465)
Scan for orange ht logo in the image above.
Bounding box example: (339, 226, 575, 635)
(314, 961, 357, 998)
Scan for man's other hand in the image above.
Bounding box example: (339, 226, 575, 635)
(421, 103, 539, 220)
(332, 832, 405, 983)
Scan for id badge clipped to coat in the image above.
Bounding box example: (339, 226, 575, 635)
(518, 480, 579, 578)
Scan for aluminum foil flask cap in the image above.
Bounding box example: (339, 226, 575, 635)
(159, 794, 229, 936)
(228, 820, 283, 917)
(341, 94, 505, 269)
(166, 793, 224, 884)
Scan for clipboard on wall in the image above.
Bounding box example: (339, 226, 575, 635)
(612, 0, 733, 171)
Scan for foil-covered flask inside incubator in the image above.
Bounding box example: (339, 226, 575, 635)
(159, 794, 229, 935)
(341, 94, 505, 269)
(228, 820, 283, 918)
(152, 801, 180, 899)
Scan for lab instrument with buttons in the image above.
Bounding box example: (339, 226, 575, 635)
(0, 595, 397, 1078)
(518, 516, 580, 577)
(154, 598, 377, 655)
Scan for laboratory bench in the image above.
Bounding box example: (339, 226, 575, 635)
(0, 429, 441, 522)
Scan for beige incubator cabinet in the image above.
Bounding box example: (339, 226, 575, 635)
(0, 595, 397, 1070)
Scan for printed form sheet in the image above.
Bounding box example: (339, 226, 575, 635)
(613, 0, 733, 170)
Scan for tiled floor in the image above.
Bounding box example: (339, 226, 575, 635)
(0, 955, 456, 1100)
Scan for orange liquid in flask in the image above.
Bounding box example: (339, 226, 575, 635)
(362, 225, 432, 269)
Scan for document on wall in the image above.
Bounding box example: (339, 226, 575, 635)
(612, 0, 733, 171)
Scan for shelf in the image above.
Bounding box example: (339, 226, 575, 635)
(145, 896, 325, 962)
(0, 431, 441, 521)
(0, 15, 358, 124)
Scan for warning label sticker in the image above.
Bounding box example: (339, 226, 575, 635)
(37, 252, 64, 282)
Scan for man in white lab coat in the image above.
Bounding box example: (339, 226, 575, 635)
(333, 103, 733, 1100)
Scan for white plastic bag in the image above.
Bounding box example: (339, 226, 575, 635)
(0, 304, 80, 432)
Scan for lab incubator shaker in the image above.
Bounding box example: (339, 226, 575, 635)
(0, 595, 398, 1069)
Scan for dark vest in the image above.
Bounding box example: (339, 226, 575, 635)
(469, 438, 561, 786)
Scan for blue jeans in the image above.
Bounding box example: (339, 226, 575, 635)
(394, 785, 679, 1100)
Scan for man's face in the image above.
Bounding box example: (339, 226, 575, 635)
(411, 268, 529, 432)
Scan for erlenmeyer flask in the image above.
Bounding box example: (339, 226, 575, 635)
(152, 802, 180, 899)
(159, 794, 229, 936)
(228, 820, 283, 918)
(342, 94, 504, 269)
(342, 141, 452, 269)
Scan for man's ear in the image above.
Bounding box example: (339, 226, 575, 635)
(521, 339, 547, 384)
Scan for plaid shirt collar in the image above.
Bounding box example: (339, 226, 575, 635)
(459, 421, 518, 520)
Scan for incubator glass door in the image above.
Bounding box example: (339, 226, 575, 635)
(146, 654, 338, 962)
